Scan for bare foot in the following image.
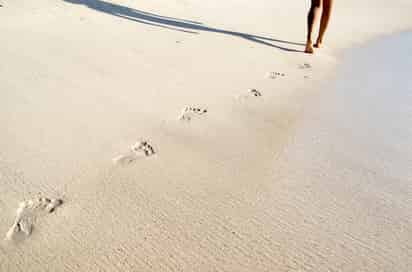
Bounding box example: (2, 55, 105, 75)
(305, 41, 314, 54)
(314, 39, 322, 48)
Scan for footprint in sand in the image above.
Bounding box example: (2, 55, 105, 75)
(299, 63, 312, 79)
(248, 89, 262, 97)
(266, 71, 286, 79)
(112, 140, 156, 166)
(299, 63, 312, 69)
(179, 106, 208, 121)
(237, 89, 262, 100)
(5, 197, 63, 241)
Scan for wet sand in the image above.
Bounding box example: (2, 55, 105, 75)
(271, 32, 412, 271)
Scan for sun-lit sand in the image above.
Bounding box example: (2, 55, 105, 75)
(1, 0, 411, 271)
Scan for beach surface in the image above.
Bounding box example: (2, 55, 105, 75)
(1, 1, 412, 271)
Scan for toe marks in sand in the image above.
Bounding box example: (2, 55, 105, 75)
(249, 89, 262, 97)
(179, 106, 208, 121)
(131, 141, 155, 157)
(266, 71, 286, 79)
(237, 88, 263, 100)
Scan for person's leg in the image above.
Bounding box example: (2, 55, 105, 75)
(305, 0, 322, 54)
(314, 0, 333, 48)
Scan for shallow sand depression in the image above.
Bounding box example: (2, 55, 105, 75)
(1, 1, 412, 271)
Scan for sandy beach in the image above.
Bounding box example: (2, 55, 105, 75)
(1, 1, 412, 271)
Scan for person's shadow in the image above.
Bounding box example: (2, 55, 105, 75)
(63, 0, 304, 52)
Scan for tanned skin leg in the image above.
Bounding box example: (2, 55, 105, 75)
(315, 0, 333, 48)
(305, 0, 322, 54)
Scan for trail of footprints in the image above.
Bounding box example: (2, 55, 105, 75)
(112, 64, 312, 166)
(6, 64, 310, 241)
(5, 197, 63, 241)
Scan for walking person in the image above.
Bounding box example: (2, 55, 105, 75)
(305, 0, 334, 54)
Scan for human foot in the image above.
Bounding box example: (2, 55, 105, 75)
(305, 41, 314, 54)
(314, 38, 322, 48)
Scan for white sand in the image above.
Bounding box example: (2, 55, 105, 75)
(1, 0, 411, 271)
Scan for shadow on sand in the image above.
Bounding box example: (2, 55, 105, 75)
(64, 0, 304, 52)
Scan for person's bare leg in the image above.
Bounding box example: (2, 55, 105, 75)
(306, 0, 322, 54)
(315, 0, 333, 48)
